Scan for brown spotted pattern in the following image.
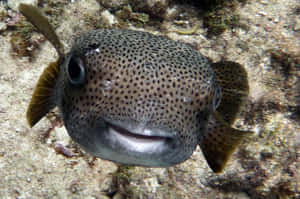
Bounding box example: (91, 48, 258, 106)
(60, 29, 218, 154)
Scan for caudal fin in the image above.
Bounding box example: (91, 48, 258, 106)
(199, 112, 252, 173)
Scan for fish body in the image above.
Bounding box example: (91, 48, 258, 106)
(59, 29, 217, 166)
(21, 4, 252, 172)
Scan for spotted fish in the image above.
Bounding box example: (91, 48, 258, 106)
(20, 4, 252, 173)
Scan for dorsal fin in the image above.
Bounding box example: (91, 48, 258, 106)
(199, 112, 252, 173)
(18, 3, 64, 57)
(211, 61, 249, 125)
(26, 60, 60, 127)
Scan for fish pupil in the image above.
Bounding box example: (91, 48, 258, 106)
(67, 57, 86, 86)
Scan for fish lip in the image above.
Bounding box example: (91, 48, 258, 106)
(103, 120, 176, 155)
(103, 118, 175, 139)
(73, 118, 187, 166)
(107, 121, 171, 141)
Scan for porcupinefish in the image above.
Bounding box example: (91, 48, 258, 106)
(20, 4, 252, 173)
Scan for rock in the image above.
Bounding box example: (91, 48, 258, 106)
(0, 22, 7, 32)
(97, 0, 129, 11)
(293, 17, 300, 31)
(112, 192, 126, 199)
(129, 0, 170, 18)
(100, 10, 119, 26)
(115, 5, 149, 25)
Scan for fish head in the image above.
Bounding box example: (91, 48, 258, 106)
(58, 30, 219, 167)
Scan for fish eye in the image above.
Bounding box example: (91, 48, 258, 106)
(67, 57, 86, 86)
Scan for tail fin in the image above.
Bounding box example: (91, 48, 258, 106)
(199, 112, 252, 173)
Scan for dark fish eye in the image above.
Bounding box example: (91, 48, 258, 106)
(67, 57, 86, 86)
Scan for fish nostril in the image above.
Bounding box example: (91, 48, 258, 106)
(67, 57, 86, 86)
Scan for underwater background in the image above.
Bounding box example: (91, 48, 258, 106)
(0, 0, 299, 198)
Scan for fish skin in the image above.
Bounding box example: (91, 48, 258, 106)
(20, 3, 252, 172)
(58, 29, 218, 166)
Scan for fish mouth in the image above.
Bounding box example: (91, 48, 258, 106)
(67, 118, 192, 167)
(105, 121, 173, 153)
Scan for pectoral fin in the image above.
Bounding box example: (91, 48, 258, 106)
(26, 59, 60, 127)
(199, 112, 252, 173)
